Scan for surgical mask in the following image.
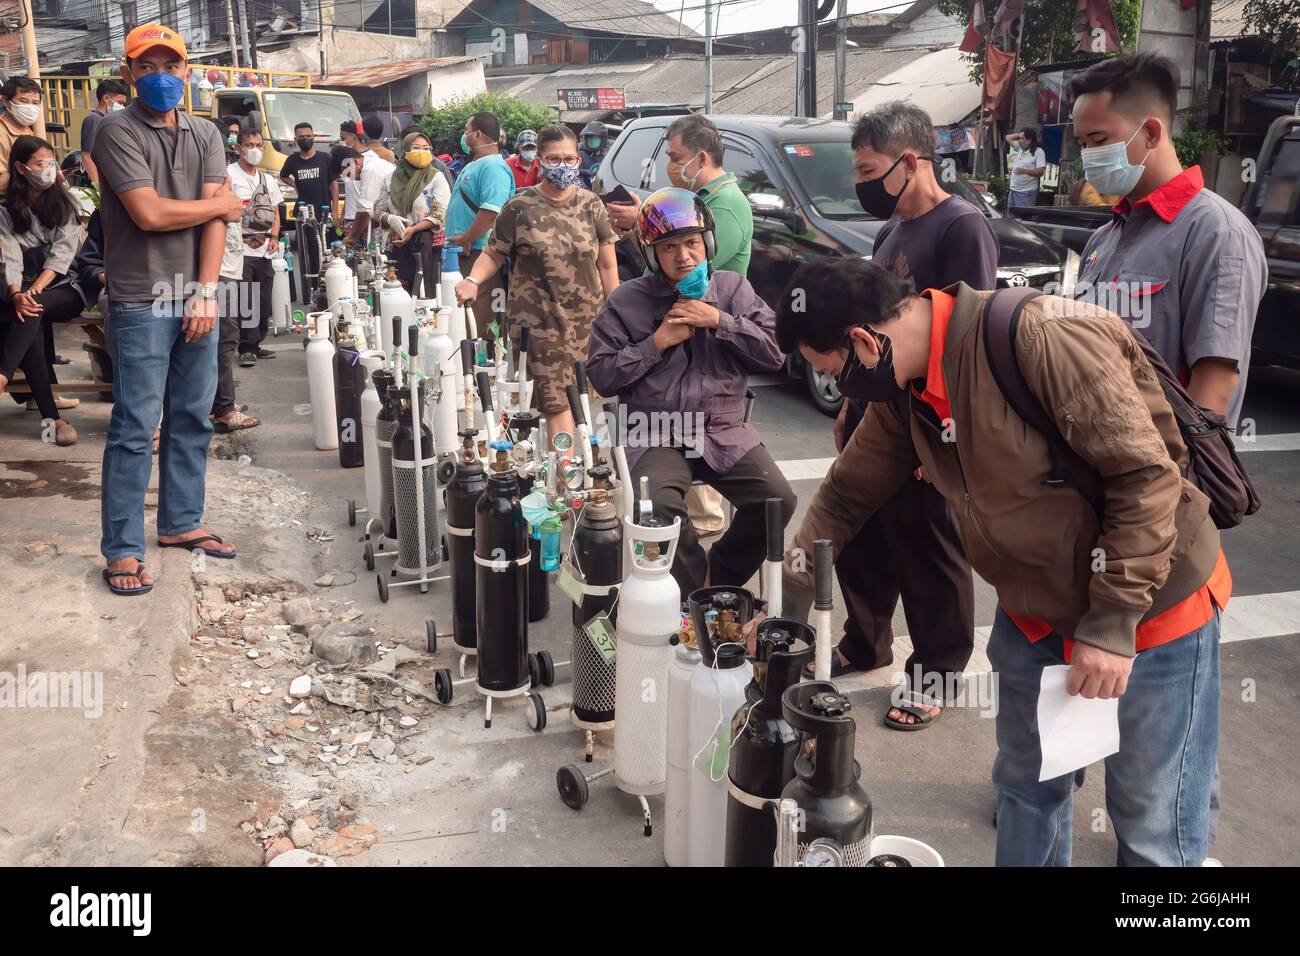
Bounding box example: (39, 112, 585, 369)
(23, 163, 57, 189)
(296, 137, 314, 152)
(131, 70, 185, 114)
(227, 133, 238, 145)
(855, 155, 913, 220)
(835, 329, 902, 403)
(108, 102, 126, 113)
(586, 136, 603, 151)
(674, 258, 710, 299)
(242, 146, 263, 166)
(460, 132, 471, 154)
(405, 149, 433, 169)
(520, 148, 537, 163)
(667, 154, 703, 191)
(1081, 125, 1151, 198)
(7, 102, 41, 127)
(540, 161, 582, 190)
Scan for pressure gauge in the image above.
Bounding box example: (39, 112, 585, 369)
(563, 465, 584, 492)
(802, 839, 845, 868)
(551, 431, 573, 453)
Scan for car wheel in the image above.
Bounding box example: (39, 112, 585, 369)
(804, 358, 844, 417)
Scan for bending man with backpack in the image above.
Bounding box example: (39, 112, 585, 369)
(227, 125, 282, 368)
(775, 258, 1230, 866)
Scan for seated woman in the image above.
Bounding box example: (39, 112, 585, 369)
(587, 187, 796, 598)
(376, 130, 451, 294)
(0, 135, 87, 446)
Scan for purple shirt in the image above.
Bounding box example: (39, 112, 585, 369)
(587, 269, 784, 474)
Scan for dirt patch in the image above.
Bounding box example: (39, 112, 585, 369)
(0, 460, 100, 500)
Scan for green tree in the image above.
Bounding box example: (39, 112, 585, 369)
(1242, 0, 1300, 59)
(418, 92, 551, 155)
(936, 0, 1141, 84)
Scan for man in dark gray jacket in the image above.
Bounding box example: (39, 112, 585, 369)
(587, 187, 794, 598)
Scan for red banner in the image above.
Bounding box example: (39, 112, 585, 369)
(982, 42, 1017, 122)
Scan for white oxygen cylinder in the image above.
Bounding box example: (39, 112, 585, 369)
(323, 256, 352, 312)
(378, 268, 414, 358)
(418, 307, 458, 458)
(440, 245, 469, 344)
(306, 312, 339, 450)
(686, 647, 753, 867)
(359, 351, 386, 520)
(270, 253, 291, 334)
(665, 640, 700, 868)
(615, 515, 682, 797)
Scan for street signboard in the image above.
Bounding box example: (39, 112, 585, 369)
(557, 88, 626, 111)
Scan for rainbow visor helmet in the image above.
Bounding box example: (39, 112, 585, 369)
(635, 187, 717, 273)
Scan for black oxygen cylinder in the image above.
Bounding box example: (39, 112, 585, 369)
(334, 346, 366, 468)
(780, 681, 873, 866)
(569, 466, 622, 725)
(446, 429, 486, 653)
(725, 620, 816, 867)
(475, 453, 530, 692)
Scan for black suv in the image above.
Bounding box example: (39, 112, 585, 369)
(595, 115, 1077, 414)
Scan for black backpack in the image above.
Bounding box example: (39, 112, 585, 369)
(982, 287, 1260, 530)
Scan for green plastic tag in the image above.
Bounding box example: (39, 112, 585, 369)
(558, 564, 584, 605)
(710, 723, 732, 779)
(583, 613, 617, 664)
(488, 319, 501, 340)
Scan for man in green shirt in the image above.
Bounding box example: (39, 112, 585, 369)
(605, 115, 754, 278)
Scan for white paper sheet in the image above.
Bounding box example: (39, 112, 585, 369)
(1037, 664, 1121, 782)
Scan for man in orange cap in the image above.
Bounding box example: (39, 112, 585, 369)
(92, 23, 246, 596)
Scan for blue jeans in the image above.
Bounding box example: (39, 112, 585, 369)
(100, 298, 217, 563)
(987, 607, 1220, 866)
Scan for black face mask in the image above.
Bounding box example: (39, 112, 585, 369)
(836, 329, 903, 403)
(855, 154, 927, 220)
(297, 137, 314, 152)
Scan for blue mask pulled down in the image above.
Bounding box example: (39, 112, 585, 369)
(132, 70, 185, 114)
(675, 259, 710, 299)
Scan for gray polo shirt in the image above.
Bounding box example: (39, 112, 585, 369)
(1073, 166, 1267, 429)
(92, 101, 227, 302)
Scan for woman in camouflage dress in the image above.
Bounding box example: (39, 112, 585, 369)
(455, 124, 619, 448)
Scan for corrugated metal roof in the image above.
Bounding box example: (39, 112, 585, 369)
(1211, 0, 1253, 41)
(850, 46, 983, 126)
(315, 55, 482, 88)
(452, 0, 701, 40)
(713, 47, 922, 117)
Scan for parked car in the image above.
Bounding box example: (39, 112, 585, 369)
(1007, 114, 1300, 372)
(595, 115, 1077, 414)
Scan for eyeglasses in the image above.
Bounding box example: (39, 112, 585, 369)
(541, 157, 580, 168)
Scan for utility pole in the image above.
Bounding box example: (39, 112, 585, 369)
(317, 0, 327, 75)
(832, 0, 847, 120)
(20, 0, 44, 138)
(226, 0, 241, 69)
(704, 0, 714, 113)
(237, 0, 253, 69)
(247, 0, 259, 69)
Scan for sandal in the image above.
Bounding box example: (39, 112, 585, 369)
(103, 561, 153, 596)
(212, 411, 261, 433)
(55, 420, 77, 446)
(884, 692, 943, 732)
(802, 650, 864, 680)
(158, 532, 237, 559)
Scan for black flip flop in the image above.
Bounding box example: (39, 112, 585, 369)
(884, 693, 943, 732)
(158, 533, 237, 559)
(802, 650, 865, 680)
(103, 561, 153, 596)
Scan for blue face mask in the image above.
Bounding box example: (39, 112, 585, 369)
(460, 132, 471, 154)
(675, 258, 710, 299)
(132, 69, 185, 114)
(1080, 125, 1152, 198)
(540, 162, 582, 190)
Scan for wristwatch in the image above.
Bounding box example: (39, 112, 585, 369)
(196, 282, 219, 300)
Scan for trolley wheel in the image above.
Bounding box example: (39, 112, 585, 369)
(556, 764, 588, 810)
(535, 650, 556, 687)
(425, 619, 438, 654)
(364, 542, 375, 572)
(347, 499, 357, 527)
(376, 573, 389, 603)
(526, 692, 547, 732)
(434, 668, 453, 704)
(527, 652, 539, 688)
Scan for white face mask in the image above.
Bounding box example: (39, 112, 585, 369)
(243, 146, 263, 166)
(24, 163, 57, 189)
(108, 101, 126, 113)
(520, 149, 537, 163)
(8, 102, 41, 127)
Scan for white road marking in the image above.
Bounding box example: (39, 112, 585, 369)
(777, 434, 1300, 483)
